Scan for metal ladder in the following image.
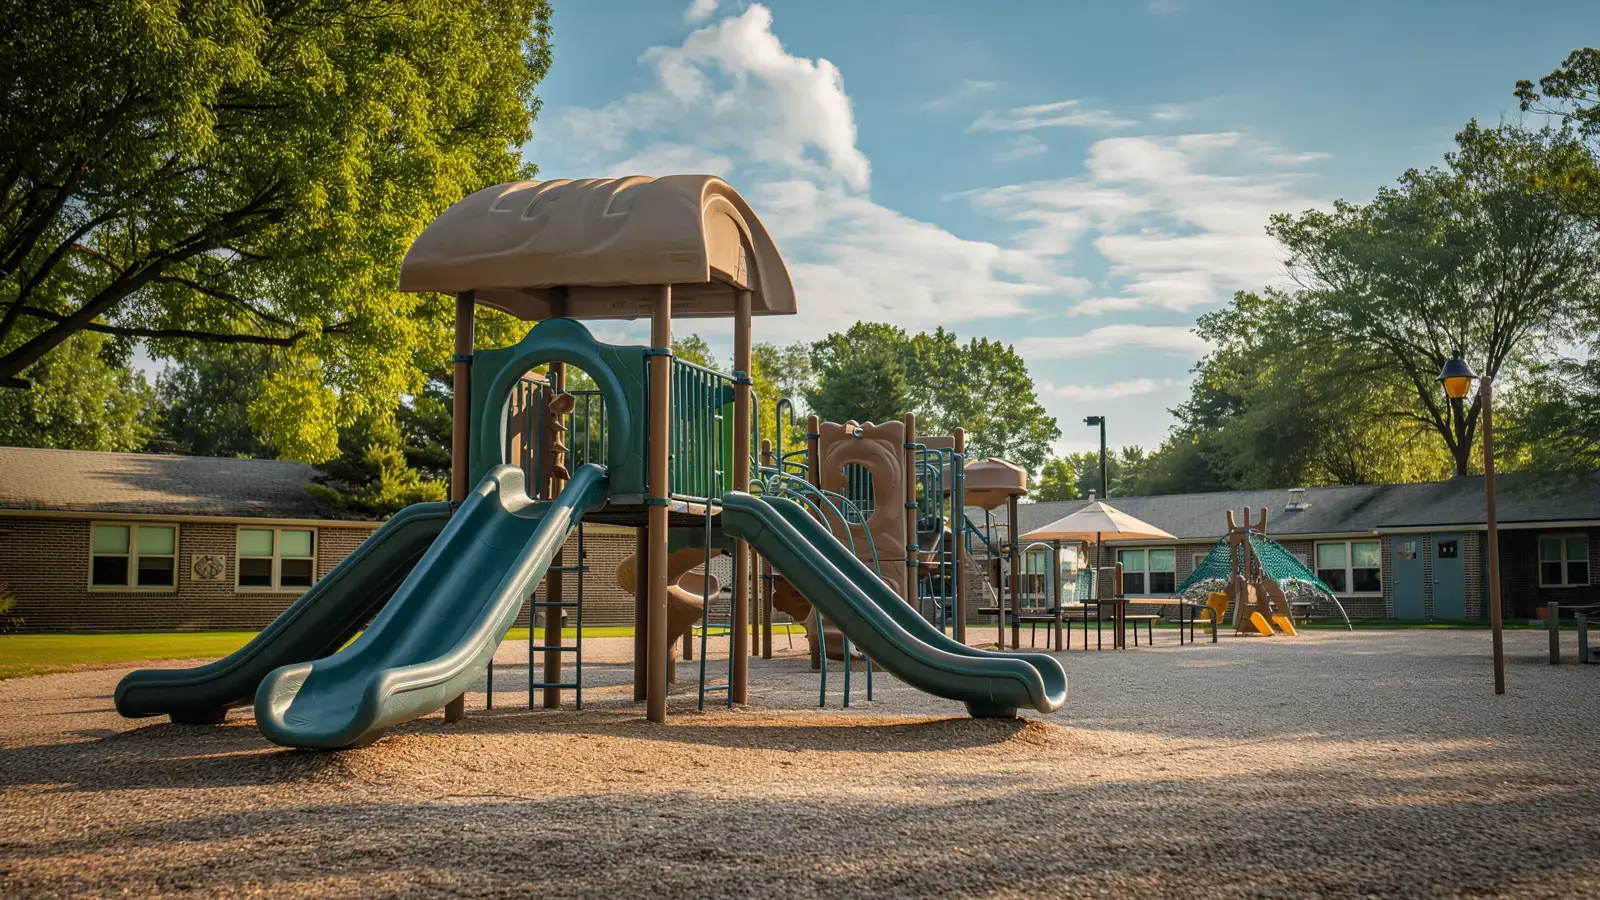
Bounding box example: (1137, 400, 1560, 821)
(483, 523, 589, 710)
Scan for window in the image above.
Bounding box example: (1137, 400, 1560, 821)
(1116, 548, 1177, 595)
(89, 523, 177, 589)
(237, 527, 317, 590)
(1315, 540, 1381, 595)
(1539, 534, 1590, 587)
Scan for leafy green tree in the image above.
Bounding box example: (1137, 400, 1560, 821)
(1499, 356, 1600, 479)
(0, 331, 153, 450)
(672, 334, 715, 368)
(306, 412, 447, 517)
(1270, 123, 1600, 476)
(154, 345, 277, 458)
(751, 341, 813, 457)
(1517, 48, 1600, 221)
(807, 322, 1060, 474)
(0, 0, 555, 461)
(806, 337, 909, 425)
(1031, 456, 1080, 502)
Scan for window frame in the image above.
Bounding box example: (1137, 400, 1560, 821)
(235, 526, 319, 592)
(86, 521, 180, 592)
(1116, 546, 1178, 597)
(1314, 539, 1382, 597)
(1537, 532, 1591, 588)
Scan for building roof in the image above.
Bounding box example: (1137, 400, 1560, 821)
(398, 175, 796, 322)
(991, 475, 1600, 544)
(0, 447, 354, 521)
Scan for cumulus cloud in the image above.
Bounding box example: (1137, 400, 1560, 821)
(1017, 325, 1207, 357)
(970, 99, 1137, 133)
(684, 0, 721, 23)
(1048, 377, 1187, 400)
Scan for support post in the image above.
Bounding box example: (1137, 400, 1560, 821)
(732, 290, 753, 702)
(1007, 493, 1022, 650)
(1052, 539, 1063, 651)
(904, 413, 918, 608)
(444, 291, 474, 723)
(761, 438, 775, 658)
(543, 297, 568, 709)
(633, 525, 648, 702)
(1483, 376, 1505, 695)
(646, 286, 672, 723)
(953, 428, 967, 643)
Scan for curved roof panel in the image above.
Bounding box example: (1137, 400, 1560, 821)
(399, 175, 795, 321)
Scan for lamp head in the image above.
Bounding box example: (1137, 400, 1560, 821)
(1437, 359, 1477, 401)
(1084, 415, 1104, 427)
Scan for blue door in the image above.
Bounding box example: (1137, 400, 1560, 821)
(1392, 534, 1426, 618)
(1432, 532, 1466, 618)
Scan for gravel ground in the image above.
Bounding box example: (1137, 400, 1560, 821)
(1, 628, 1597, 898)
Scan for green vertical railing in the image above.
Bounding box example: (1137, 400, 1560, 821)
(667, 357, 735, 501)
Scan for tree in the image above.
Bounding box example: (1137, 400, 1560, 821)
(1517, 48, 1600, 221)
(1031, 456, 1080, 502)
(672, 334, 715, 368)
(1270, 123, 1600, 476)
(305, 412, 447, 518)
(807, 322, 1060, 474)
(0, 330, 152, 450)
(154, 345, 277, 458)
(1498, 356, 1600, 480)
(0, 0, 554, 461)
(750, 341, 813, 458)
(806, 338, 909, 425)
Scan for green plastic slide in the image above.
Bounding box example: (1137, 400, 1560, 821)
(718, 492, 1067, 717)
(114, 501, 452, 724)
(253, 463, 609, 749)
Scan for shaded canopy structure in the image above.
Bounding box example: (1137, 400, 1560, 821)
(1020, 500, 1176, 544)
(400, 174, 795, 320)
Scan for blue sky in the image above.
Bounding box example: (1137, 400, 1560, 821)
(526, 0, 1596, 458)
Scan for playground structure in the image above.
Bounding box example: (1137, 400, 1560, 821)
(1176, 507, 1353, 634)
(114, 175, 1067, 748)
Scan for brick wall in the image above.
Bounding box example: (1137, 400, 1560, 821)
(0, 516, 378, 632)
(1497, 527, 1600, 619)
(517, 527, 638, 628)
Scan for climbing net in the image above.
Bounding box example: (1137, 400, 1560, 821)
(1175, 533, 1353, 629)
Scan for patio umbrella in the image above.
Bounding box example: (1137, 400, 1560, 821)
(1020, 500, 1175, 649)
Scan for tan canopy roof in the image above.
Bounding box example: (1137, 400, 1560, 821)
(964, 458, 1027, 510)
(398, 175, 796, 321)
(1020, 500, 1176, 543)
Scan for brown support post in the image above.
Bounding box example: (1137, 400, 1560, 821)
(444, 291, 474, 724)
(1007, 493, 1022, 650)
(1052, 539, 1063, 651)
(646, 286, 672, 723)
(904, 413, 918, 607)
(633, 525, 648, 702)
(731, 290, 753, 702)
(952, 428, 967, 643)
(994, 555, 1004, 649)
(760, 438, 775, 658)
(1114, 561, 1126, 649)
(806, 415, 820, 485)
(1482, 376, 1505, 695)
(543, 298, 568, 709)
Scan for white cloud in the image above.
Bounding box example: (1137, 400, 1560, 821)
(969, 99, 1137, 133)
(529, 4, 1069, 338)
(1048, 377, 1186, 400)
(967, 131, 1327, 316)
(922, 79, 1002, 112)
(1016, 325, 1206, 357)
(993, 134, 1047, 163)
(1149, 102, 1195, 122)
(684, 0, 721, 23)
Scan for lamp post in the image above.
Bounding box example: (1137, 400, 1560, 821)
(1439, 358, 1504, 695)
(1084, 416, 1107, 498)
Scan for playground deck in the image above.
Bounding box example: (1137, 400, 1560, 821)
(2, 629, 1597, 897)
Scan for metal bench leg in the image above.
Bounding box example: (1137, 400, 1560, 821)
(1548, 602, 1561, 664)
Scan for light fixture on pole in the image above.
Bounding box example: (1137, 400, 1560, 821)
(1083, 415, 1107, 498)
(1438, 357, 1504, 695)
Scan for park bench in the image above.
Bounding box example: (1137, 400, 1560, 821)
(1546, 601, 1600, 665)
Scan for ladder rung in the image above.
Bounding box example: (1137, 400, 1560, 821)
(529, 645, 581, 653)
(548, 565, 590, 573)
(700, 684, 731, 693)
(530, 601, 581, 608)
(530, 681, 581, 689)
